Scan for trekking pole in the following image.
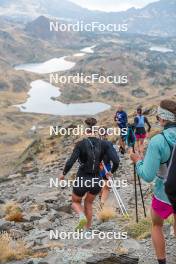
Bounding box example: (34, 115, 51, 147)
(137, 174, 147, 218)
(132, 146, 147, 219)
(111, 178, 129, 217)
(133, 161, 139, 223)
(102, 161, 129, 218)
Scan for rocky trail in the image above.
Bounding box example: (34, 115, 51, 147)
(0, 133, 176, 264)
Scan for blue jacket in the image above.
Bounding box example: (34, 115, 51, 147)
(136, 124, 176, 204)
(115, 111, 128, 128)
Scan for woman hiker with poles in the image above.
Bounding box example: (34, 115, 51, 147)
(60, 118, 120, 231)
(134, 106, 151, 156)
(130, 100, 176, 264)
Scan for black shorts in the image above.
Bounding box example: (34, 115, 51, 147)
(73, 172, 102, 197)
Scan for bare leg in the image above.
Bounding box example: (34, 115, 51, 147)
(122, 140, 126, 151)
(151, 208, 166, 260)
(84, 192, 96, 228)
(72, 193, 83, 214)
(101, 182, 110, 204)
(119, 137, 123, 149)
(136, 140, 140, 153)
(139, 139, 145, 155)
(119, 138, 126, 154)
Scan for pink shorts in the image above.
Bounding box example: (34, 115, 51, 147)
(135, 133, 146, 140)
(152, 196, 174, 219)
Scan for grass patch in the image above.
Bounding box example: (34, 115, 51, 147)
(96, 203, 116, 222)
(3, 201, 24, 222)
(126, 217, 151, 239)
(0, 233, 30, 263)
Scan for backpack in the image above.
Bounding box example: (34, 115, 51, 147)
(136, 115, 145, 128)
(81, 138, 101, 174)
(162, 133, 176, 212)
(126, 124, 136, 147)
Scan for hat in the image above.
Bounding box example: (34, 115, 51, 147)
(158, 100, 176, 122)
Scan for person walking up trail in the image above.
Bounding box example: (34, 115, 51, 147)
(130, 100, 176, 264)
(134, 107, 151, 155)
(60, 118, 120, 231)
(114, 105, 128, 155)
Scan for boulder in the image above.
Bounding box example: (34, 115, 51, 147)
(86, 253, 139, 264)
(0, 219, 12, 232)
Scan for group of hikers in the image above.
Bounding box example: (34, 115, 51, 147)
(60, 99, 176, 264)
(114, 104, 151, 155)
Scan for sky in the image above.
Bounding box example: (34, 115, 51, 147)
(70, 0, 160, 12)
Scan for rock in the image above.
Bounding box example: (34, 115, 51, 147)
(55, 204, 72, 214)
(26, 261, 34, 264)
(25, 260, 49, 264)
(32, 245, 50, 253)
(22, 223, 34, 231)
(96, 221, 119, 232)
(47, 209, 61, 222)
(44, 196, 58, 203)
(10, 229, 25, 239)
(38, 217, 51, 230)
(8, 173, 23, 180)
(86, 253, 139, 263)
(17, 195, 30, 203)
(0, 199, 5, 204)
(0, 219, 12, 232)
(25, 230, 49, 245)
(26, 259, 49, 264)
(25, 213, 42, 222)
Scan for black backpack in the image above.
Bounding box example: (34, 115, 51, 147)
(162, 133, 176, 212)
(80, 138, 101, 174)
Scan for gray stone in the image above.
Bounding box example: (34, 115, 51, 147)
(0, 199, 5, 204)
(122, 239, 142, 251)
(22, 222, 34, 231)
(17, 195, 30, 203)
(86, 253, 139, 264)
(55, 204, 72, 214)
(28, 213, 42, 221)
(0, 219, 12, 232)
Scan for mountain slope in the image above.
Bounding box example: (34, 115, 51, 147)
(0, 0, 176, 36)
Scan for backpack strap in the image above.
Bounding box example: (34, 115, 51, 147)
(161, 132, 173, 165)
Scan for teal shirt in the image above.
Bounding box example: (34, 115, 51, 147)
(136, 126, 176, 204)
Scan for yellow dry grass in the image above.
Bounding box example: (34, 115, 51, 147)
(3, 201, 24, 222)
(0, 233, 30, 263)
(96, 202, 116, 222)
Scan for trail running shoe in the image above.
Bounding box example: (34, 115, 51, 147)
(75, 216, 87, 231)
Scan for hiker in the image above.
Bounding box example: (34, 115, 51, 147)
(114, 105, 128, 155)
(134, 107, 151, 155)
(60, 118, 120, 231)
(130, 100, 176, 264)
(99, 128, 120, 205)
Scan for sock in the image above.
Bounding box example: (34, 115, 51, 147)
(79, 212, 85, 219)
(158, 259, 166, 264)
